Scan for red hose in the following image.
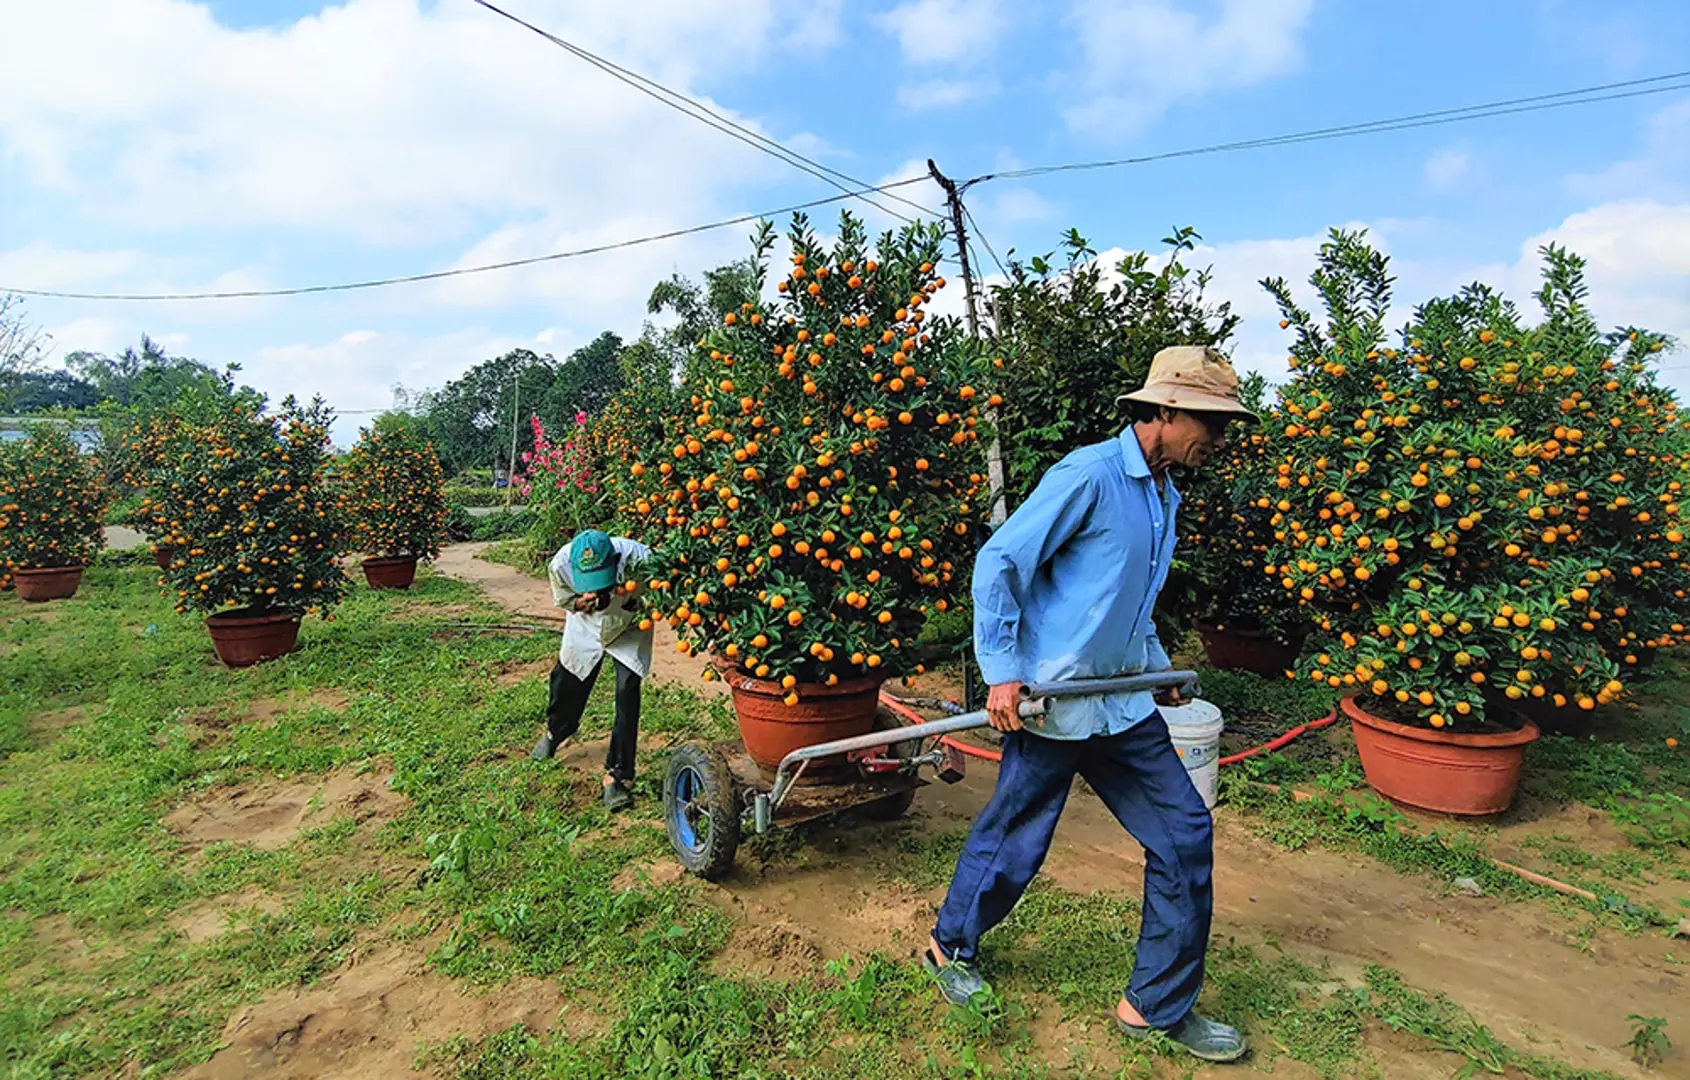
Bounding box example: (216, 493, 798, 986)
(1216, 707, 1339, 766)
(878, 691, 1339, 769)
(879, 692, 1003, 762)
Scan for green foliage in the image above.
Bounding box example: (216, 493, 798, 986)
(1164, 371, 1305, 643)
(1628, 1015, 1670, 1068)
(0, 423, 107, 579)
(343, 423, 449, 560)
(471, 509, 532, 543)
(140, 393, 350, 618)
(987, 226, 1239, 506)
(442, 484, 509, 507)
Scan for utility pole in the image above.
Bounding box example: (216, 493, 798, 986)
(506, 373, 521, 511)
(929, 160, 1010, 723)
(927, 159, 1006, 529)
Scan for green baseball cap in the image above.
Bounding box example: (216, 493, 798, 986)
(569, 530, 618, 593)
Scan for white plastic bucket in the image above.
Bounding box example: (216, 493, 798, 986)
(1162, 700, 1225, 810)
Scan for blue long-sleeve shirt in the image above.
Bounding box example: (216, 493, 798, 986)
(972, 426, 1179, 740)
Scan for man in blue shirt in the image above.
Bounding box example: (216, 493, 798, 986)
(925, 346, 1258, 1064)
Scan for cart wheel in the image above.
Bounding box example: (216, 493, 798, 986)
(664, 742, 741, 880)
(857, 707, 922, 821)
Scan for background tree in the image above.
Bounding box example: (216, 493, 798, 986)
(63, 336, 243, 413)
(414, 348, 558, 477)
(987, 226, 1239, 506)
(0, 294, 51, 412)
(540, 331, 626, 422)
(7, 371, 100, 413)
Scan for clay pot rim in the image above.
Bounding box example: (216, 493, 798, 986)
(205, 607, 303, 628)
(14, 564, 86, 575)
(363, 553, 422, 566)
(723, 667, 885, 699)
(1342, 695, 1539, 749)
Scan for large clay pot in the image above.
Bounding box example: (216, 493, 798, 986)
(362, 555, 419, 590)
(14, 566, 84, 603)
(153, 546, 174, 571)
(1194, 619, 1301, 677)
(724, 669, 884, 780)
(205, 608, 302, 668)
(1344, 696, 1538, 816)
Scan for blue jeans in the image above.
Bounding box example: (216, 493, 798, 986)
(932, 712, 1214, 1029)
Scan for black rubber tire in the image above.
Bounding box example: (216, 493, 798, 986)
(856, 708, 922, 821)
(663, 742, 741, 880)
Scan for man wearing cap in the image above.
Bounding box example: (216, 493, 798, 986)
(530, 528, 653, 813)
(924, 346, 1257, 1063)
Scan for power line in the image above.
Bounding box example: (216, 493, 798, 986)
(468, 0, 937, 225)
(961, 203, 1009, 280)
(1, 177, 932, 302)
(981, 71, 1690, 183)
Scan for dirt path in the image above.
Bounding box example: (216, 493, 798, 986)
(433, 541, 1687, 1077)
(432, 543, 725, 698)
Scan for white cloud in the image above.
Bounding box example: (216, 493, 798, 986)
(338, 329, 378, 346)
(1062, 0, 1315, 139)
(1424, 149, 1469, 191)
(897, 78, 997, 111)
(1568, 99, 1690, 201)
(875, 0, 1007, 64)
(0, 0, 829, 244)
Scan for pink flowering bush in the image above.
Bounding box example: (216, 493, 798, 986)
(520, 413, 610, 545)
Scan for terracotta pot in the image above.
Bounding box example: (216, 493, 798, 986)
(14, 566, 84, 603)
(362, 555, 419, 590)
(1194, 619, 1301, 677)
(153, 546, 174, 570)
(205, 608, 301, 668)
(724, 669, 885, 779)
(1343, 696, 1538, 816)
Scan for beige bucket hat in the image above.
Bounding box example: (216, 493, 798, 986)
(1117, 345, 1259, 423)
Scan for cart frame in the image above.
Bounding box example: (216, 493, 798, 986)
(663, 671, 1199, 879)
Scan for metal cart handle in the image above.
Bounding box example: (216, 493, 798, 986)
(764, 670, 1199, 814)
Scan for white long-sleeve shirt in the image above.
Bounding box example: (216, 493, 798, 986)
(547, 538, 654, 681)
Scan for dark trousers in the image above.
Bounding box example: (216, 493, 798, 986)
(932, 712, 1214, 1029)
(546, 658, 642, 783)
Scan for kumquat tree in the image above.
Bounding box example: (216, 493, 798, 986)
(623, 213, 992, 703)
(0, 424, 107, 585)
(1257, 229, 1688, 729)
(140, 393, 350, 618)
(1165, 371, 1306, 650)
(343, 419, 449, 561)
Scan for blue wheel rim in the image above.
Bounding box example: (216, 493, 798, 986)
(670, 763, 707, 854)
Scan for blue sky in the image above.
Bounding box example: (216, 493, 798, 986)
(2, 0, 1687, 443)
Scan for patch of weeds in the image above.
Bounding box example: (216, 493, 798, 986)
(1610, 792, 1690, 850)
(1628, 1015, 1671, 1069)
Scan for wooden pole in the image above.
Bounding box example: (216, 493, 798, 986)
(927, 160, 1006, 528)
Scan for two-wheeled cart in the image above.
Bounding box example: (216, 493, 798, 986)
(661, 671, 1198, 879)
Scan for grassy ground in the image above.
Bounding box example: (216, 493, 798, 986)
(0, 560, 1662, 1077)
(1202, 661, 1690, 935)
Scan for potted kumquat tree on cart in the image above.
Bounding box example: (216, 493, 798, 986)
(1255, 230, 1689, 815)
(619, 214, 991, 874)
